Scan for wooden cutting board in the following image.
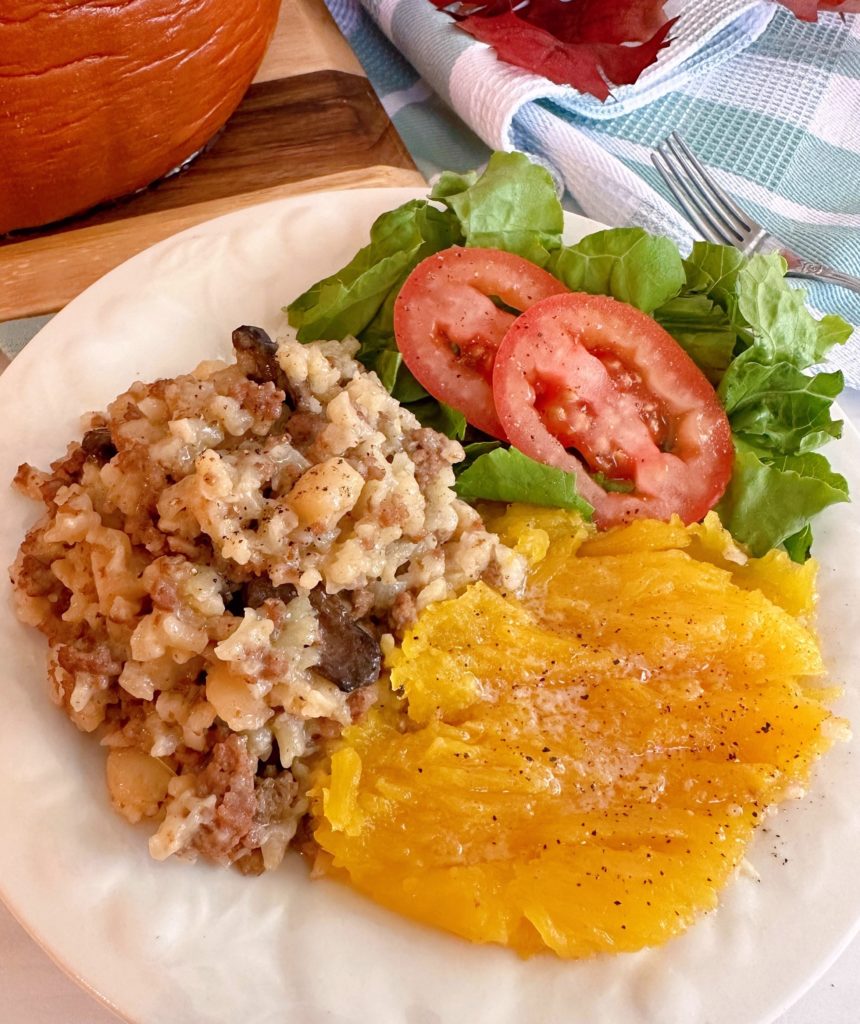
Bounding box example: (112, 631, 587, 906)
(0, 0, 425, 321)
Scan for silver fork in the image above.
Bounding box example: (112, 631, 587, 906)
(652, 132, 860, 296)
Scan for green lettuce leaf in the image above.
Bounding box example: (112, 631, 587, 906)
(369, 350, 429, 403)
(355, 269, 408, 357)
(286, 201, 462, 342)
(430, 168, 479, 200)
(735, 254, 853, 369)
(719, 363, 844, 455)
(391, 364, 429, 404)
(455, 446, 594, 517)
(433, 151, 564, 267)
(669, 241, 851, 558)
(685, 241, 747, 310)
(783, 524, 813, 563)
(411, 399, 467, 441)
(654, 294, 736, 383)
(457, 441, 503, 474)
(372, 349, 402, 393)
(591, 472, 635, 493)
(548, 227, 685, 313)
(716, 440, 849, 558)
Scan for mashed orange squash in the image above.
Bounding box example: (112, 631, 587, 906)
(311, 508, 841, 957)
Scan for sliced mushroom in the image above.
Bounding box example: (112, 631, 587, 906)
(80, 427, 117, 464)
(238, 577, 297, 611)
(238, 577, 381, 693)
(307, 588, 382, 693)
(231, 325, 297, 409)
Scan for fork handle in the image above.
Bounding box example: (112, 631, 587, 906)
(785, 258, 860, 296)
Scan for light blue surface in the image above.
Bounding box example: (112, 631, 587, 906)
(0, 317, 52, 359)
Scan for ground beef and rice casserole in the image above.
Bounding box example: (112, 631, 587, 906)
(11, 327, 525, 873)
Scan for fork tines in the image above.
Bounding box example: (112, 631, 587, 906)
(652, 133, 758, 248)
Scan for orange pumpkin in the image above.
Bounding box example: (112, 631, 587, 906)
(0, 0, 281, 233)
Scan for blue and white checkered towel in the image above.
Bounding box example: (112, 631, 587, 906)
(327, 0, 860, 387)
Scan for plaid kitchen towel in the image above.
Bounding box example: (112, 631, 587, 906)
(327, 0, 860, 387)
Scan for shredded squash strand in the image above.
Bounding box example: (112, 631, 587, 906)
(312, 510, 840, 957)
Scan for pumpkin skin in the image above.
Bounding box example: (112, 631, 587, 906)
(0, 0, 281, 232)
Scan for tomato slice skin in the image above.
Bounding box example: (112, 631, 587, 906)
(393, 246, 569, 438)
(493, 292, 733, 527)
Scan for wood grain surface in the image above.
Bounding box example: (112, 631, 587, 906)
(0, 0, 424, 321)
(256, 0, 363, 79)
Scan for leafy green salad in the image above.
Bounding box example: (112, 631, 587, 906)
(286, 151, 851, 561)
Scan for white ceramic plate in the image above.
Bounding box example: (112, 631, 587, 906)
(1, 188, 859, 1024)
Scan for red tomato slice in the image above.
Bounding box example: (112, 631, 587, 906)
(393, 247, 568, 437)
(493, 292, 733, 527)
